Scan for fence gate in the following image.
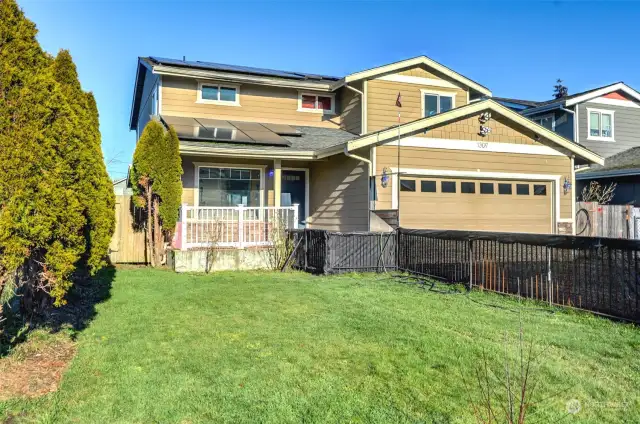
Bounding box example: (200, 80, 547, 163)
(109, 195, 148, 264)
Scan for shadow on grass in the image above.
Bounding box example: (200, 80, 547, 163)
(0, 265, 117, 356)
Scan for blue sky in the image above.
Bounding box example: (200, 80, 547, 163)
(19, 0, 640, 179)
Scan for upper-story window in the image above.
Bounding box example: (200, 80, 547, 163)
(197, 82, 240, 106)
(298, 92, 335, 114)
(587, 108, 614, 141)
(422, 90, 455, 117)
(532, 114, 555, 131)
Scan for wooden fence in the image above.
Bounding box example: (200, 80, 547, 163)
(576, 202, 640, 239)
(109, 195, 147, 264)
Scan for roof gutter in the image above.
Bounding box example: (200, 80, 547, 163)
(521, 102, 565, 116)
(343, 146, 373, 176)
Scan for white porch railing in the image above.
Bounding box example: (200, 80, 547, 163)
(179, 204, 299, 249)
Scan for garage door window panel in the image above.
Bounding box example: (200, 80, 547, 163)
(498, 183, 512, 195)
(421, 180, 436, 193)
(516, 184, 530, 195)
(461, 182, 476, 194)
(400, 179, 416, 192)
(533, 185, 547, 196)
(480, 183, 495, 194)
(441, 181, 456, 193)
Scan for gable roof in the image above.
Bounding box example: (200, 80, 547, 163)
(347, 99, 604, 165)
(333, 56, 492, 96)
(522, 82, 640, 116)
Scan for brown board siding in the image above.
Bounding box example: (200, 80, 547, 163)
(375, 146, 573, 220)
(309, 152, 370, 231)
(366, 72, 468, 133)
(162, 76, 341, 128)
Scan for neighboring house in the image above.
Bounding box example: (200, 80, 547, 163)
(496, 83, 640, 206)
(496, 82, 640, 158)
(129, 55, 603, 245)
(575, 147, 640, 205)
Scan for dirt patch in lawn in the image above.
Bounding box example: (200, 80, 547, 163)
(0, 333, 76, 400)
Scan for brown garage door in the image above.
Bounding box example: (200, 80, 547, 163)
(399, 177, 553, 234)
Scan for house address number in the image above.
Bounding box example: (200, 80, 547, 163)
(477, 142, 489, 149)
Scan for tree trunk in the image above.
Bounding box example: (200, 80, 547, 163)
(152, 195, 163, 266)
(146, 183, 156, 267)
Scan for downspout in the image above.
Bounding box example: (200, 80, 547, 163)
(344, 146, 372, 176)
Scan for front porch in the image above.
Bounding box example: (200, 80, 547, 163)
(175, 204, 299, 249)
(175, 155, 308, 250)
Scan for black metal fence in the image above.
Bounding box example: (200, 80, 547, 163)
(290, 230, 396, 274)
(289, 228, 640, 323)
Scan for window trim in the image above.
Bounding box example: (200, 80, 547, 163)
(297, 91, 336, 115)
(196, 81, 241, 106)
(193, 162, 266, 208)
(532, 113, 555, 131)
(420, 89, 456, 117)
(586, 107, 615, 142)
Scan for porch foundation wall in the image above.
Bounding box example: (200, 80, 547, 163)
(169, 248, 272, 273)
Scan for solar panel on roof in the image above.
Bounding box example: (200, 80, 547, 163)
(261, 123, 301, 136)
(149, 56, 340, 81)
(161, 115, 292, 147)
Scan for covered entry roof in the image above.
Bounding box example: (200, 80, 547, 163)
(347, 99, 604, 165)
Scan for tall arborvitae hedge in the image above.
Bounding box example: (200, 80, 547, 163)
(131, 121, 183, 267)
(0, 0, 114, 311)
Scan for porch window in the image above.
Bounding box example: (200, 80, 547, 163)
(198, 167, 261, 207)
(423, 92, 455, 117)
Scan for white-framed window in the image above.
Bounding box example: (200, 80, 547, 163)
(587, 108, 614, 141)
(197, 82, 240, 106)
(421, 90, 455, 117)
(196, 165, 263, 207)
(297, 92, 335, 114)
(532, 113, 555, 131)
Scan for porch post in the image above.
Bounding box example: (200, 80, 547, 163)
(274, 159, 282, 207)
(293, 203, 299, 230)
(237, 204, 245, 249)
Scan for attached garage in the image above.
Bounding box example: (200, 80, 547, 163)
(397, 176, 554, 233)
(347, 100, 605, 235)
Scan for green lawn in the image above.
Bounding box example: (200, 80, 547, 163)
(1, 268, 639, 423)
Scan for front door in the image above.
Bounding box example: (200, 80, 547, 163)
(281, 170, 306, 227)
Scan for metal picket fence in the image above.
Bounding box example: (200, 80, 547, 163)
(289, 228, 640, 323)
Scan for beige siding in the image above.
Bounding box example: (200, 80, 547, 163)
(366, 65, 468, 133)
(375, 146, 573, 220)
(309, 152, 370, 231)
(419, 112, 543, 145)
(339, 82, 362, 135)
(162, 76, 340, 128)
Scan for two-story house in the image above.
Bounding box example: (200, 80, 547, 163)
(496, 83, 640, 205)
(129, 55, 602, 248)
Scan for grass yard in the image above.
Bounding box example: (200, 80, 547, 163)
(1, 268, 639, 423)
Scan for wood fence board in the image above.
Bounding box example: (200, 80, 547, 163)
(109, 195, 148, 264)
